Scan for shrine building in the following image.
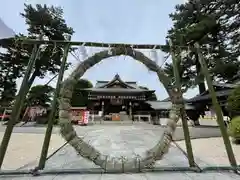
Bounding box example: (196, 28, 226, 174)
(81, 74, 196, 122)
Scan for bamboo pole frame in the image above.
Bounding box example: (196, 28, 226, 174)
(15, 38, 168, 49)
(169, 40, 195, 167)
(38, 42, 71, 169)
(194, 42, 237, 168)
(0, 37, 237, 175)
(0, 44, 41, 169)
(0, 165, 239, 176)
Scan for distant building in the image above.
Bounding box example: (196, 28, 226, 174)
(187, 80, 239, 119)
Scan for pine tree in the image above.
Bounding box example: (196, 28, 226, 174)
(163, 0, 240, 94)
(0, 4, 74, 101)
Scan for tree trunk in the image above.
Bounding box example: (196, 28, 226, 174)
(16, 70, 37, 122)
(195, 54, 206, 94)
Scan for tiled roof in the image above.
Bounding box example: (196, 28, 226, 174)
(84, 88, 154, 93)
(95, 81, 108, 87)
(187, 81, 238, 103)
(212, 82, 238, 88)
(95, 81, 139, 88)
(146, 101, 195, 110)
(161, 97, 188, 102)
(187, 89, 231, 102)
(95, 74, 140, 89)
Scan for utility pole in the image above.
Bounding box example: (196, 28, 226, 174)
(169, 40, 195, 167)
(194, 42, 237, 168)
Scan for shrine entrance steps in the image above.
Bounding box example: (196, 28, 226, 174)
(90, 120, 151, 125)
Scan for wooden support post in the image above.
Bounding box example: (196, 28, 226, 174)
(194, 42, 237, 167)
(129, 102, 132, 123)
(92, 105, 95, 123)
(0, 44, 40, 169)
(38, 42, 71, 169)
(169, 40, 195, 167)
(101, 101, 104, 123)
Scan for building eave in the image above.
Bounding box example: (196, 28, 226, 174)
(187, 89, 232, 103)
(83, 88, 155, 94)
(212, 82, 238, 89)
(146, 101, 195, 110)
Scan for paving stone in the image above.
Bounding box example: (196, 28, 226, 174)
(43, 125, 189, 170)
(145, 172, 193, 180)
(0, 123, 239, 179)
(186, 172, 240, 180)
(2, 172, 239, 180)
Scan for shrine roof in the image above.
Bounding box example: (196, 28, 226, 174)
(161, 97, 188, 102)
(84, 88, 154, 93)
(187, 89, 231, 103)
(146, 101, 195, 110)
(96, 81, 139, 89)
(212, 82, 238, 89)
(186, 81, 239, 103)
(95, 74, 140, 89)
(88, 74, 154, 93)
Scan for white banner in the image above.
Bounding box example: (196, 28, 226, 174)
(0, 18, 15, 40)
(78, 43, 88, 61)
(151, 47, 158, 64)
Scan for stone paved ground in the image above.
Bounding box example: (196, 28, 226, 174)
(0, 122, 239, 179)
(177, 138, 240, 166)
(0, 133, 65, 170)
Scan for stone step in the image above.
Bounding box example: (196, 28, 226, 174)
(91, 120, 150, 125)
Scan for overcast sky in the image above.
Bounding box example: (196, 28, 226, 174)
(0, 0, 198, 100)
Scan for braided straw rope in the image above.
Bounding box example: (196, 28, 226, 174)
(58, 47, 182, 171)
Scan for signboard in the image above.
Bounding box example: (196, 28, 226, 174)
(70, 107, 86, 123)
(112, 113, 120, 121)
(71, 109, 83, 121)
(202, 109, 217, 120)
(88, 95, 146, 100)
(110, 98, 123, 105)
(78, 110, 89, 125)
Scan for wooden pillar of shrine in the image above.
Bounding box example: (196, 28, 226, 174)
(129, 101, 132, 121)
(101, 101, 104, 123)
(101, 101, 104, 116)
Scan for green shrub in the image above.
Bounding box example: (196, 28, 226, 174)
(228, 116, 240, 144)
(227, 85, 240, 118)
